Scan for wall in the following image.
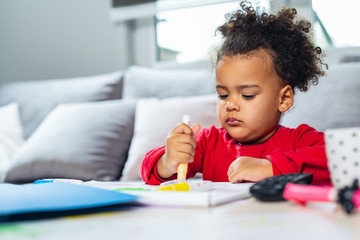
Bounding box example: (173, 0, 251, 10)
(0, 0, 127, 82)
(1, 0, 358, 83)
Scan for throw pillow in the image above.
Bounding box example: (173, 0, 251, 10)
(0, 71, 123, 139)
(122, 66, 215, 99)
(0, 103, 24, 182)
(120, 94, 220, 181)
(5, 100, 135, 183)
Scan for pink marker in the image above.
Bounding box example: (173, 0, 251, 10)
(283, 183, 336, 204)
(283, 183, 360, 214)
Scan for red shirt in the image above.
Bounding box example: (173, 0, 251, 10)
(140, 124, 331, 185)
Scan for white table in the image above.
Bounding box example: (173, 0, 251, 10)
(1, 196, 359, 240)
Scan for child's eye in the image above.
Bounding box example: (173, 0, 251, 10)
(242, 95, 255, 100)
(217, 94, 228, 99)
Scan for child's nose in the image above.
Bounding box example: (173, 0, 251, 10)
(225, 100, 239, 111)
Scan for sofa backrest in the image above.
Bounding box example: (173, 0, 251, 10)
(0, 71, 123, 139)
(122, 66, 216, 99)
(280, 62, 360, 132)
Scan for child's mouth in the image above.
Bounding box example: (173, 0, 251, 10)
(226, 117, 242, 126)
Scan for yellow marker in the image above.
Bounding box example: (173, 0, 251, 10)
(177, 115, 191, 181)
(157, 182, 190, 191)
(177, 163, 188, 181)
(157, 181, 213, 192)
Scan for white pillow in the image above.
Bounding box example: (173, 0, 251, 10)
(0, 103, 24, 182)
(121, 94, 220, 181)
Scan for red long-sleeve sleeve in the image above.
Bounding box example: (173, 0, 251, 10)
(140, 147, 170, 185)
(266, 124, 330, 184)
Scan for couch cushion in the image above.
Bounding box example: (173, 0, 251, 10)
(0, 103, 24, 182)
(121, 94, 220, 181)
(5, 99, 135, 184)
(0, 71, 123, 139)
(122, 66, 215, 99)
(280, 63, 360, 132)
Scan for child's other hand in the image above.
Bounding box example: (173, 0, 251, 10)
(157, 123, 201, 179)
(227, 157, 273, 183)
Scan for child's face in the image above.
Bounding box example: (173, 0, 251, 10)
(215, 50, 285, 144)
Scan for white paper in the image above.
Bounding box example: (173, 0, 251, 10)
(83, 181, 253, 207)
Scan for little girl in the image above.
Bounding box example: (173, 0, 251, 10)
(141, 2, 331, 185)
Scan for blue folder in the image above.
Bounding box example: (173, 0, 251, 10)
(0, 182, 139, 222)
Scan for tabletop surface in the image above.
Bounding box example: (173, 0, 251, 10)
(0, 194, 359, 240)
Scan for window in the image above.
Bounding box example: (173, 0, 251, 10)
(155, 1, 269, 63)
(312, 0, 360, 48)
(111, 0, 360, 67)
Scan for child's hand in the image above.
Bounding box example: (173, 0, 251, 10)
(157, 123, 201, 179)
(227, 156, 273, 183)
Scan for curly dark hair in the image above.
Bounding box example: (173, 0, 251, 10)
(216, 1, 328, 92)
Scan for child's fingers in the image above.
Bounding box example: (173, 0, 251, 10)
(228, 172, 244, 183)
(175, 141, 196, 156)
(174, 134, 197, 148)
(227, 163, 244, 183)
(162, 122, 200, 175)
(227, 159, 239, 177)
(168, 124, 197, 148)
(174, 150, 195, 163)
(227, 157, 273, 183)
(166, 139, 196, 163)
(172, 123, 193, 135)
(165, 135, 196, 165)
(191, 123, 201, 136)
(164, 150, 194, 173)
(172, 123, 201, 137)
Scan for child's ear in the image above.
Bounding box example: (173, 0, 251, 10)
(278, 85, 294, 112)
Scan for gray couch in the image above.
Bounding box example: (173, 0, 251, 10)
(1, 62, 359, 183)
